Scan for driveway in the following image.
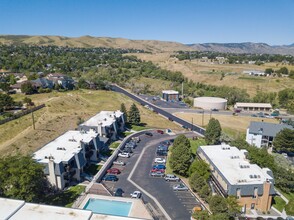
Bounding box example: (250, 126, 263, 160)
(102, 131, 201, 220)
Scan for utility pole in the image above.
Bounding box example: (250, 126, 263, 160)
(181, 82, 184, 99)
(31, 111, 35, 130)
(191, 117, 194, 131)
(202, 111, 204, 127)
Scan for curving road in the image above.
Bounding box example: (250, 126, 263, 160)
(110, 84, 205, 136)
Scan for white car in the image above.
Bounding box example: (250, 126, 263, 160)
(164, 174, 180, 182)
(154, 157, 166, 164)
(173, 183, 188, 191)
(130, 191, 141, 198)
(118, 152, 130, 158)
(113, 160, 125, 166)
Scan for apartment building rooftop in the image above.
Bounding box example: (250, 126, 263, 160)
(80, 110, 123, 127)
(33, 130, 98, 164)
(198, 144, 274, 185)
(248, 121, 293, 136)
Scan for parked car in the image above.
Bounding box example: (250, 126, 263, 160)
(151, 168, 165, 173)
(157, 150, 168, 156)
(130, 191, 141, 198)
(156, 130, 164, 134)
(113, 160, 125, 166)
(150, 172, 165, 177)
(211, 108, 219, 111)
(165, 174, 180, 182)
(173, 183, 188, 191)
(107, 168, 121, 175)
(145, 132, 153, 137)
(160, 140, 171, 146)
(154, 157, 166, 164)
(153, 164, 166, 170)
(131, 137, 141, 143)
(114, 188, 124, 197)
(103, 175, 118, 182)
(118, 152, 130, 158)
(122, 148, 133, 153)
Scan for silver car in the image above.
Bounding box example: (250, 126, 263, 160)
(173, 183, 188, 191)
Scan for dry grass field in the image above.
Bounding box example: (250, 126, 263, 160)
(0, 90, 180, 156)
(131, 53, 294, 96)
(174, 112, 278, 138)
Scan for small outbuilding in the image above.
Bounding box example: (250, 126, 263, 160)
(162, 90, 179, 102)
(234, 102, 272, 112)
(194, 97, 227, 110)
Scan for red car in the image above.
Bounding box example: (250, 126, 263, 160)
(107, 168, 121, 174)
(151, 168, 165, 173)
(156, 130, 164, 134)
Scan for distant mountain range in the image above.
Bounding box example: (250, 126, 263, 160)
(0, 35, 293, 55)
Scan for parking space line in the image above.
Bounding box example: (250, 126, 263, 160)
(127, 143, 172, 220)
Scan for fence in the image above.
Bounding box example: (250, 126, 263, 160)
(0, 104, 45, 125)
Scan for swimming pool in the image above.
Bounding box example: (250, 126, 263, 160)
(83, 198, 132, 217)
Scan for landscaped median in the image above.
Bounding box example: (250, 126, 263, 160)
(85, 129, 155, 192)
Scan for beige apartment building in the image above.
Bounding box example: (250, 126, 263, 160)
(197, 144, 275, 213)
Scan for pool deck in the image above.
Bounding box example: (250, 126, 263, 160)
(79, 194, 153, 220)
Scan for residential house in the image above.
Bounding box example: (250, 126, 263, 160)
(33, 130, 106, 189)
(246, 121, 293, 148)
(197, 144, 275, 213)
(47, 73, 75, 89)
(78, 110, 125, 140)
(31, 77, 54, 89)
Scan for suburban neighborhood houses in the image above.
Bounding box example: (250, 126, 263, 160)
(246, 121, 294, 148)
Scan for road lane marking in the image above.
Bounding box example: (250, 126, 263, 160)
(127, 142, 172, 220)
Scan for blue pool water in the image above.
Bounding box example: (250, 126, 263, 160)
(83, 198, 132, 217)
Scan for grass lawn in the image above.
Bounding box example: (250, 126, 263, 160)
(190, 138, 206, 155)
(45, 185, 86, 208)
(273, 196, 287, 212)
(122, 131, 134, 137)
(165, 147, 173, 174)
(283, 192, 294, 215)
(84, 164, 102, 176)
(128, 124, 149, 131)
(109, 141, 120, 149)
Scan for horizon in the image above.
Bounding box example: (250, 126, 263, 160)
(0, 0, 293, 45)
(1, 34, 293, 46)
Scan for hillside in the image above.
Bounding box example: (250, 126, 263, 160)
(1, 35, 294, 54)
(188, 42, 294, 55)
(0, 35, 192, 52)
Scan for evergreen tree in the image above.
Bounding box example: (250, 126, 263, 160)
(120, 103, 128, 122)
(128, 103, 140, 125)
(21, 81, 36, 94)
(205, 118, 222, 144)
(273, 128, 294, 154)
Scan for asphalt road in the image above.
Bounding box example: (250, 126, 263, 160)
(102, 131, 200, 220)
(110, 85, 205, 136)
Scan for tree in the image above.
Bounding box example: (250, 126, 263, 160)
(226, 196, 241, 217)
(277, 67, 289, 75)
(23, 97, 33, 106)
(170, 135, 192, 176)
(120, 103, 128, 122)
(189, 159, 210, 179)
(209, 195, 228, 214)
(0, 93, 15, 112)
(273, 128, 294, 154)
(128, 103, 140, 125)
(265, 68, 274, 75)
(205, 118, 222, 144)
(21, 81, 36, 94)
(192, 210, 210, 220)
(0, 155, 50, 202)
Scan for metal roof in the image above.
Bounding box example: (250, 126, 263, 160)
(248, 121, 293, 137)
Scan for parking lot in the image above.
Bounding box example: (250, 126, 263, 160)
(139, 94, 189, 109)
(101, 130, 201, 220)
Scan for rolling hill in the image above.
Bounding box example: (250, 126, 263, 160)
(0, 35, 293, 55)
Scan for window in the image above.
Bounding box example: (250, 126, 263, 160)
(236, 188, 241, 199)
(251, 203, 255, 209)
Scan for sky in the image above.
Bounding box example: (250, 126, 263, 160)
(0, 0, 293, 45)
